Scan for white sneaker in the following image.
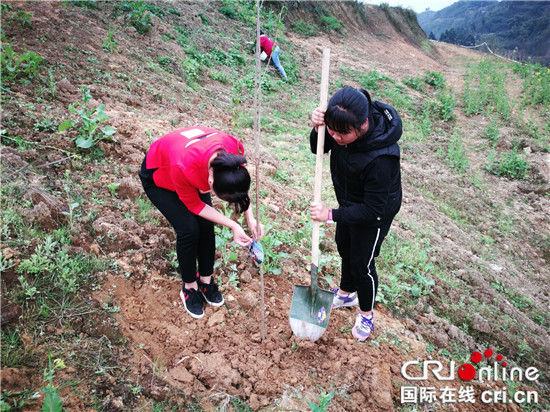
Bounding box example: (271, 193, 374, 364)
(331, 288, 359, 309)
(352, 313, 374, 341)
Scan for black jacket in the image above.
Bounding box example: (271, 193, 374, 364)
(310, 100, 402, 226)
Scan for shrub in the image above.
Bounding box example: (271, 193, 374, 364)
(423, 71, 446, 89)
(292, 19, 317, 36)
(403, 75, 425, 92)
(485, 149, 530, 180)
(320, 15, 343, 34)
(118, 1, 164, 34)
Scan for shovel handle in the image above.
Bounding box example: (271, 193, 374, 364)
(311, 49, 330, 268)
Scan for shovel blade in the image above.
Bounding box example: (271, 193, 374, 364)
(289, 284, 333, 342)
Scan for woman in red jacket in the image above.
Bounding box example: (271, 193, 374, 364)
(259, 30, 287, 79)
(139, 126, 264, 319)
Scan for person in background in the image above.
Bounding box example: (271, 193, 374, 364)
(139, 126, 264, 319)
(258, 30, 287, 80)
(309, 87, 402, 341)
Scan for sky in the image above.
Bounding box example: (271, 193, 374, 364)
(361, 0, 459, 13)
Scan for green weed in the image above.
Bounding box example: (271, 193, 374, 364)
(483, 118, 501, 146)
(485, 148, 529, 180)
(340, 67, 396, 93)
(431, 89, 456, 121)
(0, 390, 29, 411)
(118, 1, 163, 34)
(1, 34, 45, 85)
(58, 87, 117, 151)
(320, 15, 343, 34)
(182, 56, 203, 86)
(403, 75, 425, 92)
(157, 56, 175, 73)
(308, 390, 334, 412)
(446, 133, 469, 174)
(69, 0, 99, 9)
(377, 231, 441, 310)
(260, 229, 289, 276)
(512, 61, 550, 107)
(102, 27, 118, 52)
(219, 4, 239, 20)
(136, 196, 160, 225)
(41, 354, 65, 412)
(423, 71, 446, 89)
(0, 328, 24, 368)
(16, 235, 105, 305)
(11, 9, 33, 27)
(463, 60, 511, 119)
(198, 12, 208, 25)
(209, 69, 230, 84)
(292, 19, 318, 36)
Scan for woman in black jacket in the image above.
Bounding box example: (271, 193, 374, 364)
(309, 87, 402, 341)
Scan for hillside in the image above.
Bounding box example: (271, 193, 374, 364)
(1, 1, 549, 411)
(417, 0, 550, 65)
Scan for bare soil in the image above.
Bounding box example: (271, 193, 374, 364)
(1, 2, 549, 411)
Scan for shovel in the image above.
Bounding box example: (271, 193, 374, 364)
(289, 48, 333, 342)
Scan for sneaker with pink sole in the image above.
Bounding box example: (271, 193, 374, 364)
(352, 312, 374, 341)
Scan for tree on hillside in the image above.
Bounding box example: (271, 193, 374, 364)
(439, 27, 475, 46)
(428, 31, 436, 40)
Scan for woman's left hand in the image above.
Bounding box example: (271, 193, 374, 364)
(310, 201, 329, 222)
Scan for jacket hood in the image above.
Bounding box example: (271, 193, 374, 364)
(348, 101, 402, 152)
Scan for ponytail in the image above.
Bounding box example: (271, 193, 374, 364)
(210, 151, 251, 214)
(359, 88, 374, 131)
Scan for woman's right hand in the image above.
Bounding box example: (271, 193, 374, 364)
(232, 224, 252, 247)
(311, 107, 326, 129)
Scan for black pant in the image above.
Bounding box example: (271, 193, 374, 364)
(335, 219, 393, 312)
(139, 156, 215, 284)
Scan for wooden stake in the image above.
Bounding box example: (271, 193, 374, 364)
(253, 0, 265, 342)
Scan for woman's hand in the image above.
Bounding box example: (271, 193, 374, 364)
(232, 224, 252, 247)
(246, 215, 265, 240)
(244, 207, 265, 241)
(310, 201, 329, 222)
(197, 204, 253, 247)
(311, 107, 326, 130)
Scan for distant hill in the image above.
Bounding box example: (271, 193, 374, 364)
(417, 1, 550, 65)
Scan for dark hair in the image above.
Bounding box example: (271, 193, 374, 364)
(325, 87, 372, 134)
(210, 151, 251, 214)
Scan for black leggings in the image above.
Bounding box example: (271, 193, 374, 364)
(335, 219, 393, 312)
(139, 156, 215, 284)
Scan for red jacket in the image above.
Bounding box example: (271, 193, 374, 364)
(146, 127, 245, 214)
(259, 35, 275, 57)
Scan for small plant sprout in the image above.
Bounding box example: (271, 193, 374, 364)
(58, 87, 117, 150)
(107, 182, 120, 197)
(308, 390, 334, 412)
(41, 354, 66, 412)
(102, 27, 118, 52)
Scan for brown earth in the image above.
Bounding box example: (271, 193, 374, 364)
(1, 1, 549, 411)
